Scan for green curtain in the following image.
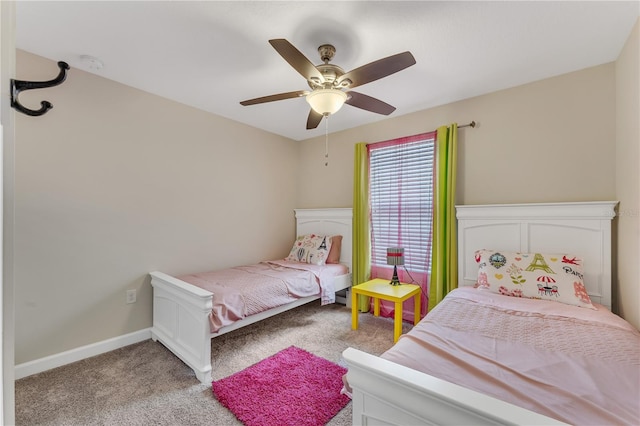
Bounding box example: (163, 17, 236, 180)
(352, 142, 371, 312)
(428, 124, 458, 311)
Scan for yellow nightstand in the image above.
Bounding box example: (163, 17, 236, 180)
(351, 278, 422, 343)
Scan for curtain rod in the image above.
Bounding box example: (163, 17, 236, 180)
(368, 121, 477, 146)
(458, 121, 476, 129)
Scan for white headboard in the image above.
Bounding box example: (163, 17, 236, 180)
(456, 201, 617, 310)
(294, 208, 353, 272)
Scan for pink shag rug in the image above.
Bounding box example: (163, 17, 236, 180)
(212, 346, 350, 426)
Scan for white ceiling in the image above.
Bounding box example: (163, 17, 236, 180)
(15, 1, 639, 141)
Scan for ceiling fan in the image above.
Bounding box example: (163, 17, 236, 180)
(240, 39, 416, 129)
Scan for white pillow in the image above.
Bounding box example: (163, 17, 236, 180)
(285, 234, 333, 265)
(475, 249, 596, 309)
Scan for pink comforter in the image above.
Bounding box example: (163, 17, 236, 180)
(381, 287, 640, 425)
(179, 260, 347, 333)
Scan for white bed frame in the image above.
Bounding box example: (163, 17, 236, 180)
(150, 208, 352, 384)
(343, 201, 617, 426)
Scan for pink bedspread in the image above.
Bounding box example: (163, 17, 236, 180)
(381, 287, 640, 425)
(179, 261, 347, 333)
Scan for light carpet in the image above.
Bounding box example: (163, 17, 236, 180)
(16, 301, 411, 425)
(213, 346, 350, 426)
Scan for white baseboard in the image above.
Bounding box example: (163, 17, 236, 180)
(14, 328, 152, 380)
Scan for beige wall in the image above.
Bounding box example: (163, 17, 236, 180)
(14, 20, 639, 364)
(297, 63, 616, 208)
(15, 50, 299, 363)
(2, 2, 17, 423)
(615, 18, 639, 329)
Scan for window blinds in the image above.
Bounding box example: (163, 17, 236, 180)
(369, 133, 435, 274)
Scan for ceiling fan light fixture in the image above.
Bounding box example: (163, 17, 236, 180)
(306, 88, 347, 116)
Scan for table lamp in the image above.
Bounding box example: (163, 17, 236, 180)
(386, 247, 405, 286)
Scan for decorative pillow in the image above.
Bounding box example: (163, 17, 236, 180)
(475, 249, 596, 309)
(326, 236, 343, 264)
(286, 234, 333, 265)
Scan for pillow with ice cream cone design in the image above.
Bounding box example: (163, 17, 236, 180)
(475, 249, 596, 309)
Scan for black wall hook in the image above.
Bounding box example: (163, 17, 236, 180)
(11, 61, 70, 116)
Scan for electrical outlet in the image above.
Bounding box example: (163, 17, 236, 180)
(126, 289, 137, 304)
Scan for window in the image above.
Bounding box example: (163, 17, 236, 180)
(368, 131, 435, 318)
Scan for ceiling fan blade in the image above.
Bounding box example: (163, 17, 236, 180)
(337, 51, 416, 89)
(345, 91, 396, 115)
(306, 109, 324, 129)
(240, 90, 308, 106)
(269, 39, 324, 83)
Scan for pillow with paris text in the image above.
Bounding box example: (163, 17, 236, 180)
(285, 234, 332, 265)
(475, 249, 596, 309)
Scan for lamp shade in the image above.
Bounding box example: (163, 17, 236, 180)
(306, 89, 347, 115)
(387, 247, 405, 266)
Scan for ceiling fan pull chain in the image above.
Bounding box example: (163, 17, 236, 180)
(325, 114, 329, 167)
